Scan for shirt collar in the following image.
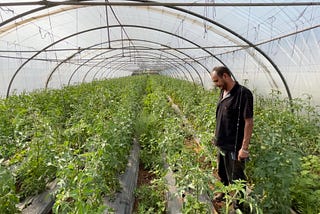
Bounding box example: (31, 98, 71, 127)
(229, 81, 240, 95)
(219, 81, 239, 102)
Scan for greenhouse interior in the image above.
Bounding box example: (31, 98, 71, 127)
(0, 1, 319, 213)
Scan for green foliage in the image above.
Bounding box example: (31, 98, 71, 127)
(135, 76, 218, 213)
(291, 155, 320, 213)
(0, 76, 147, 212)
(250, 139, 300, 213)
(1, 75, 319, 213)
(15, 113, 57, 200)
(214, 180, 262, 214)
(53, 151, 107, 213)
(250, 91, 319, 213)
(182, 194, 210, 214)
(0, 166, 19, 214)
(133, 79, 168, 213)
(52, 77, 145, 212)
(0, 100, 16, 159)
(134, 178, 166, 214)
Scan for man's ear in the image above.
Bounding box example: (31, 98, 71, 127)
(222, 73, 228, 79)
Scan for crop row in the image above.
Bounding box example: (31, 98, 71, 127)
(134, 76, 217, 213)
(0, 76, 147, 213)
(151, 76, 320, 213)
(1, 75, 319, 213)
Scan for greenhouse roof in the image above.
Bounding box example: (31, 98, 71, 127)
(0, 0, 319, 105)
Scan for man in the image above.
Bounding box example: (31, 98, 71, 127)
(210, 66, 253, 204)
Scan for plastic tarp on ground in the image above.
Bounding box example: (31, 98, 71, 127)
(0, 0, 319, 105)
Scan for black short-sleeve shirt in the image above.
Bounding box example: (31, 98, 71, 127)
(214, 82, 253, 151)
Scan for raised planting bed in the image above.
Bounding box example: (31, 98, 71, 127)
(104, 139, 140, 213)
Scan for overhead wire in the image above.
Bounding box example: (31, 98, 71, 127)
(2, 1, 320, 7)
(1, 0, 319, 100)
(104, 0, 141, 63)
(104, 0, 111, 49)
(214, 24, 320, 56)
(0, 21, 317, 54)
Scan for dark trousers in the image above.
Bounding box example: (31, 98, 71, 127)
(218, 150, 247, 186)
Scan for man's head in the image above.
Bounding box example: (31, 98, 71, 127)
(210, 66, 233, 90)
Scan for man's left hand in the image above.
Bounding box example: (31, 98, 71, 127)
(238, 148, 249, 160)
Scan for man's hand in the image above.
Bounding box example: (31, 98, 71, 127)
(238, 148, 249, 160)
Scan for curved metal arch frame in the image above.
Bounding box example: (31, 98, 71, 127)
(91, 51, 196, 82)
(108, 62, 183, 80)
(66, 38, 208, 85)
(88, 49, 200, 85)
(96, 50, 187, 81)
(90, 53, 185, 81)
(0, 0, 92, 28)
(92, 53, 187, 81)
(48, 47, 197, 88)
(101, 60, 179, 80)
(72, 48, 133, 84)
(51, 50, 189, 87)
(7, 24, 222, 97)
(74, 46, 191, 82)
(128, 0, 292, 100)
(47, 39, 208, 87)
(2, 1, 291, 100)
(80, 49, 195, 85)
(83, 52, 194, 86)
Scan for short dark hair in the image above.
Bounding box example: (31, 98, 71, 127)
(212, 66, 232, 77)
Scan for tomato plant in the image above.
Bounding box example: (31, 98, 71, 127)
(1, 75, 319, 213)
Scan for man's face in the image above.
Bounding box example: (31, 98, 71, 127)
(211, 71, 227, 90)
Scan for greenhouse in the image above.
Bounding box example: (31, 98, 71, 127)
(0, 1, 319, 213)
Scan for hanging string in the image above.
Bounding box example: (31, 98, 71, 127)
(180, 19, 184, 47)
(290, 7, 307, 58)
(253, 24, 260, 44)
(105, 0, 111, 49)
(203, 0, 208, 38)
(272, 38, 280, 57)
(47, 7, 62, 88)
(296, 7, 307, 22)
(0, 7, 14, 23)
(291, 25, 298, 57)
(175, 19, 184, 48)
(241, 0, 253, 75)
(246, 0, 252, 38)
(211, 0, 216, 20)
(266, 16, 276, 56)
(121, 28, 124, 57)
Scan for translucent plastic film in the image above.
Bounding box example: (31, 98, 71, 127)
(0, 0, 319, 105)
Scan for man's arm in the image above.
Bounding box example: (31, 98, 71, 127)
(238, 117, 253, 160)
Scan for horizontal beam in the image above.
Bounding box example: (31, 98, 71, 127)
(1, 1, 320, 7)
(0, 44, 249, 53)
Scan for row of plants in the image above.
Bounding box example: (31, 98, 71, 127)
(0, 76, 147, 213)
(154, 76, 320, 213)
(1, 74, 319, 213)
(152, 76, 260, 213)
(133, 76, 218, 213)
(251, 91, 320, 213)
(133, 76, 169, 213)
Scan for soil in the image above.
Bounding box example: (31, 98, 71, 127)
(136, 163, 156, 186)
(132, 163, 156, 213)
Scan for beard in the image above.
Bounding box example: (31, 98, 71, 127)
(219, 80, 227, 90)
